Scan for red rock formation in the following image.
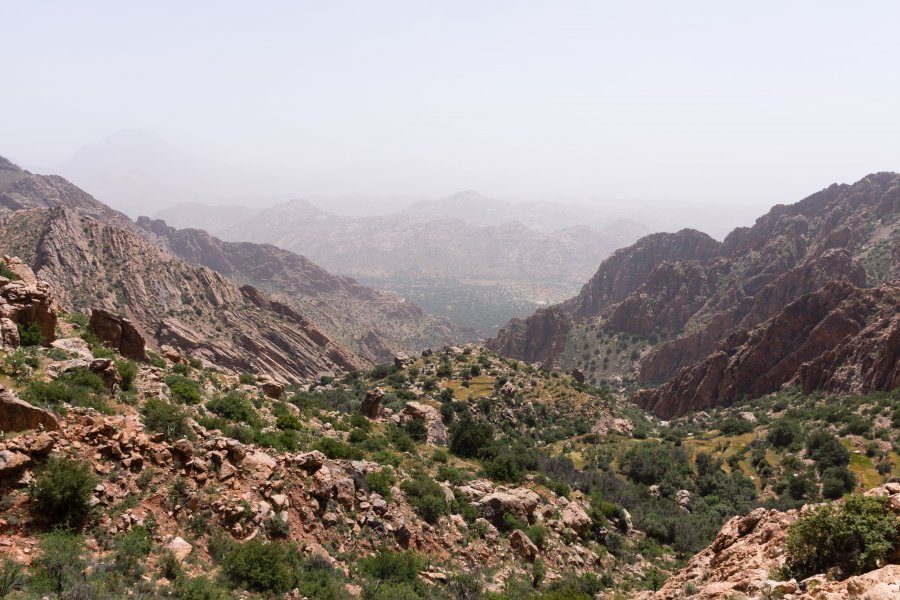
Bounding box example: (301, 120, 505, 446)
(89, 309, 147, 361)
(0, 256, 57, 348)
(634, 281, 900, 418)
(485, 306, 571, 366)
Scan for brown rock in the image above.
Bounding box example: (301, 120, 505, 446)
(0, 387, 59, 432)
(88, 309, 147, 361)
(0, 450, 31, 477)
(360, 387, 384, 419)
(509, 529, 539, 562)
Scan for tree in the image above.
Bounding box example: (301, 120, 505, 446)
(449, 415, 493, 458)
(30, 456, 97, 528)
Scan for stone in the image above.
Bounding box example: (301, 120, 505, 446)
(393, 354, 412, 369)
(257, 376, 284, 399)
(166, 537, 193, 561)
(570, 368, 585, 384)
(292, 450, 325, 472)
(560, 502, 592, 536)
(477, 487, 541, 525)
(0, 387, 60, 432)
(88, 309, 147, 361)
(334, 477, 356, 509)
(509, 529, 539, 562)
(360, 387, 384, 419)
(0, 450, 31, 477)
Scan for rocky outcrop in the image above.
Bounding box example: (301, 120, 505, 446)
(485, 306, 571, 366)
(0, 256, 57, 349)
(653, 483, 900, 600)
(634, 281, 900, 418)
(0, 208, 366, 382)
(0, 387, 60, 432)
(135, 216, 457, 363)
(89, 309, 147, 360)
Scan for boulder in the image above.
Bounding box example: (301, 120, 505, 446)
(477, 487, 541, 525)
(0, 387, 59, 432)
(88, 308, 147, 361)
(0, 450, 31, 477)
(509, 530, 539, 562)
(0, 257, 57, 349)
(257, 376, 285, 399)
(393, 354, 412, 369)
(166, 536, 193, 561)
(570, 368, 585, 384)
(561, 502, 592, 536)
(361, 387, 384, 419)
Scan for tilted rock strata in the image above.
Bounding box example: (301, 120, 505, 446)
(0, 208, 364, 382)
(634, 280, 900, 418)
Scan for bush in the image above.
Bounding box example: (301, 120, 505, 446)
(400, 474, 448, 524)
(114, 526, 153, 577)
(142, 398, 193, 441)
(365, 469, 395, 500)
(30, 456, 97, 527)
(116, 359, 139, 391)
(17, 322, 44, 347)
(173, 575, 229, 600)
(316, 438, 364, 460)
(206, 391, 261, 426)
(767, 419, 799, 448)
(0, 558, 23, 597)
(806, 430, 850, 473)
(165, 374, 203, 405)
(29, 531, 85, 597)
(264, 515, 290, 539)
(21, 369, 109, 412)
(238, 373, 256, 385)
(449, 415, 493, 458)
(221, 539, 302, 594)
(785, 494, 900, 580)
(821, 466, 856, 499)
(358, 549, 424, 585)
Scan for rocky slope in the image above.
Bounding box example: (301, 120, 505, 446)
(651, 484, 900, 600)
(634, 280, 900, 418)
(489, 173, 900, 415)
(0, 211, 364, 382)
(135, 217, 458, 363)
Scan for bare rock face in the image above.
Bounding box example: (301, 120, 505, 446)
(89, 309, 147, 361)
(653, 483, 900, 600)
(485, 306, 571, 366)
(0, 256, 57, 349)
(360, 388, 384, 419)
(634, 280, 900, 418)
(0, 386, 60, 432)
(0, 208, 366, 383)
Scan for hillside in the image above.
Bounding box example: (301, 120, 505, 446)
(0, 156, 463, 372)
(156, 195, 646, 333)
(135, 217, 459, 363)
(488, 173, 900, 416)
(0, 209, 364, 381)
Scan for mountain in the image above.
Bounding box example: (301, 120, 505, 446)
(53, 130, 292, 217)
(135, 216, 459, 363)
(214, 195, 647, 284)
(0, 156, 460, 379)
(0, 207, 364, 381)
(0, 156, 130, 227)
(488, 173, 900, 416)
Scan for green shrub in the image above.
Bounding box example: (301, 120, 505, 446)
(221, 539, 302, 594)
(264, 515, 290, 539)
(365, 469, 395, 500)
(116, 359, 139, 391)
(0, 558, 23, 597)
(147, 352, 166, 368)
(206, 391, 261, 426)
(238, 373, 256, 385)
(17, 322, 44, 347)
(173, 575, 229, 600)
(316, 438, 364, 460)
(449, 415, 493, 458)
(28, 531, 85, 596)
(767, 419, 799, 448)
(400, 474, 448, 524)
(114, 526, 153, 577)
(165, 374, 203, 405)
(0, 264, 18, 281)
(358, 549, 424, 585)
(142, 398, 193, 441)
(21, 368, 109, 412)
(30, 456, 97, 527)
(821, 466, 856, 499)
(785, 494, 900, 580)
(806, 429, 850, 473)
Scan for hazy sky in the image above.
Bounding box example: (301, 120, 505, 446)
(3, 1, 900, 211)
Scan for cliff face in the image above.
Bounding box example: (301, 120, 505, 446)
(484, 306, 571, 365)
(0, 208, 365, 382)
(135, 217, 457, 364)
(633, 280, 900, 418)
(488, 172, 900, 415)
